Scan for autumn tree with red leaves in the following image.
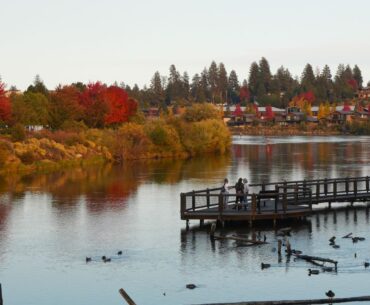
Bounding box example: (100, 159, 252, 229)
(104, 86, 137, 125)
(233, 103, 243, 117)
(265, 105, 275, 120)
(50, 85, 84, 129)
(342, 103, 352, 112)
(79, 82, 110, 128)
(79, 82, 137, 128)
(239, 86, 250, 103)
(0, 81, 12, 124)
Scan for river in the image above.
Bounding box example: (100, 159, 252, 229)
(0, 135, 370, 305)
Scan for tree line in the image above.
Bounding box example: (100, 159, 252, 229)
(124, 58, 366, 108)
(0, 58, 368, 129)
(0, 78, 137, 130)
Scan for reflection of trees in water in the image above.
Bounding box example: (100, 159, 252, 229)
(0, 154, 231, 212)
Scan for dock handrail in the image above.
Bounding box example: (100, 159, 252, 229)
(181, 176, 370, 221)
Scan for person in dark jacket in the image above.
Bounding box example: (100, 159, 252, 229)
(234, 178, 244, 210)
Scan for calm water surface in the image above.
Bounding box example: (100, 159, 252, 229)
(1, 135, 370, 305)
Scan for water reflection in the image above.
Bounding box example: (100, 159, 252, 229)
(0, 136, 369, 305)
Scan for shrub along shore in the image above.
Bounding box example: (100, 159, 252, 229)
(0, 104, 231, 175)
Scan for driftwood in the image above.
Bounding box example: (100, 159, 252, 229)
(342, 232, 352, 238)
(119, 288, 137, 305)
(294, 254, 338, 268)
(214, 235, 268, 246)
(194, 295, 370, 305)
(209, 223, 267, 246)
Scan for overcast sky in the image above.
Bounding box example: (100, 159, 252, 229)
(1, 0, 369, 90)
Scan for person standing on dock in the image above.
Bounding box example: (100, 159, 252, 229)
(221, 178, 229, 209)
(234, 178, 244, 210)
(242, 178, 249, 210)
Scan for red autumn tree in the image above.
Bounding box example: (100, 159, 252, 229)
(265, 105, 275, 120)
(300, 91, 315, 104)
(104, 86, 137, 125)
(239, 86, 250, 103)
(79, 82, 109, 128)
(50, 85, 84, 128)
(347, 79, 358, 91)
(0, 82, 12, 124)
(233, 103, 243, 117)
(253, 103, 259, 116)
(342, 103, 351, 112)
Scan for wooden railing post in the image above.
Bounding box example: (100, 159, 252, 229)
(345, 177, 349, 194)
(366, 176, 369, 193)
(275, 185, 279, 214)
(354, 179, 357, 197)
(262, 182, 266, 192)
(283, 182, 287, 213)
(316, 182, 320, 201)
(206, 188, 210, 208)
(294, 185, 298, 205)
(303, 180, 307, 198)
(309, 189, 312, 211)
(180, 193, 186, 219)
(324, 178, 328, 196)
(192, 191, 195, 211)
(251, 193, 257, 215)
(333, 180, 337, 199)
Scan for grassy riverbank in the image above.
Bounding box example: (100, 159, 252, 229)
(0, 104, 231, 175)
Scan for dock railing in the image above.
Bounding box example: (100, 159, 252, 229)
(180, 176, 370, 220)
(180, 184, 312, 219)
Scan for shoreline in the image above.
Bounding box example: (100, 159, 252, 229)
(229, 125, 341, 136)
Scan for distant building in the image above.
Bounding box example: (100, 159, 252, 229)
(358, 86, 370, 99)
(286, 107, 305, 123)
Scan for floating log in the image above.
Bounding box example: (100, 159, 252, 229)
(213, 235, 268, 246)
(119, 288, 137, 305)
(295, 254, 338, 268)
(342, 232, 352, 238)
(194, 295, 370, 305)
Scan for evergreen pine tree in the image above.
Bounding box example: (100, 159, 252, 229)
(208, 61, 219, 103)
(353, 65, 363, 89)
(217, 63, 228, 103)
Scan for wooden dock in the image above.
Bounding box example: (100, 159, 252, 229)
(180, 176, 370, 226)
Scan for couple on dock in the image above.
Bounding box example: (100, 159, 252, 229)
(221, 177, 249, 210)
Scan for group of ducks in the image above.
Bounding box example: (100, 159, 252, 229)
(86, 250, 123, 263)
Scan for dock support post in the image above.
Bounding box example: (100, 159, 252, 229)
(199, 219, 204, 227)
(0, 283, 3, 305)
(186, 220, 189, 231)
(278, 239, 282, 255)
(210, 223, 216, 240)
(273, 218, 276, 227)
(328, 202, 331, 209)
(286, 239, 291, 256)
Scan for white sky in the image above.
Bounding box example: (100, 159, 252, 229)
(1, 0, 369, 90)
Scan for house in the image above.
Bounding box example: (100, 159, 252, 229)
(358, 86, 370, 99)
(330, 110, 354, 124)
(142, 107, 160, 117)
(285, 106, 305, 123)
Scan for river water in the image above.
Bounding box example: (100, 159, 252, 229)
(0, 135, 370, 305)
